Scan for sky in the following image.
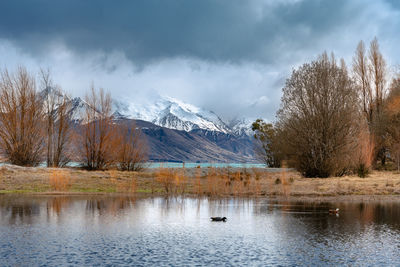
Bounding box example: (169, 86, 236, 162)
(0, 0, 399, 122)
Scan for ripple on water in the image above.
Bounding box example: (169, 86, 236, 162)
(0, 196, 399, 266)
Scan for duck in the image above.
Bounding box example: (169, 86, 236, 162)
(329, 208, 339, 214)
(210, 217, 227, 222)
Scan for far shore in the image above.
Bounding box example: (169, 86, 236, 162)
(0, 164, 400, 201)
(5, 192, 400, 204)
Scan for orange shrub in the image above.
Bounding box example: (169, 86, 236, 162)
(49, 170, 71, 191)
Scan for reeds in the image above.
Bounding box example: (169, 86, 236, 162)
(156, 167, 176, 194)
(188, 167, 269, 197)
(109, 170, 136, 193)
(252, 168, 263, 195)
(356, 132, 375, 177)
(174, 166, 187, 194)
(117, 166, 297, 197)
(49, 170, 71, 191)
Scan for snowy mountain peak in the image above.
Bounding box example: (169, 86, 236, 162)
(40, 87, 98, 122)
(229, 117, 256, 136)
(39, 88, 254, 136)
(113, 96, 232, 133)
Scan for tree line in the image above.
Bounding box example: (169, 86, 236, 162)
(0, 67, 147, 171)
(253, 38, 400, 177)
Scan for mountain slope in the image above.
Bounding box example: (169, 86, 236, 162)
(228, 118, 255, 136)
(39, 88, 258, 162)
(41, 89, 254, 136)
(113, 96, 231, 133)
(121, 119, 257, 163)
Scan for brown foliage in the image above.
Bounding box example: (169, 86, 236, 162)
(252, 120, 283, 167)
(78, 86, 115, 170)
(385, 76, 400, 170)
(356, 130, 375, 171)
(353, 41, 373, 122)
(109, 170, 136, 193)
(49, 170, 71, 191)
(156, 167, 176, 194)
(114, 123, 147, 171)
(0, 67, 44, 166)
(40, 69, 72, 167)
(277, 53, 361, 177)
(352, 38, 389, 166)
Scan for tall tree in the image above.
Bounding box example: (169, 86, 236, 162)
(41, 69, 72, 167)
(277, 53, 361, 177)
(369, 38, 388, 165)
(79, 86, 115, 170)
(352, 38, 389, 166)
(369, 37, 387, 116)
(251, 119, 283, 167)
(0, 67, 44, 166)
(385, 76, 400, 170)
(115, 123, 147, 171)
(353, 40, 373, 123)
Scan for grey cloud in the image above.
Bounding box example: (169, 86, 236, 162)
(0, 0, 399, 122)
(0, 0, 384, 65)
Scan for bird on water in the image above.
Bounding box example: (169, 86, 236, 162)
(210, 217, 227, 222)
(329, 208, 339, 214)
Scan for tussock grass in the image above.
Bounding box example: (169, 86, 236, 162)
(0, 164, 399, 197)
(49, 170, 71, 191)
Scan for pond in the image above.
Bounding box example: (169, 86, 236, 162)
(0, 195, 399, 266)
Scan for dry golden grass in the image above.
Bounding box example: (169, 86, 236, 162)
(0, 164, 399, 197)
(49, 170, 71, 191)
(156, 168, 176, 194)
(109, 170, 136, 193)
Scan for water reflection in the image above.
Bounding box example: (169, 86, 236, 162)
(0, 195, 399, 266)
(85, 196, 137, 216)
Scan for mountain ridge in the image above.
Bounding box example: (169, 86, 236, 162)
(40, 88, 259, 163)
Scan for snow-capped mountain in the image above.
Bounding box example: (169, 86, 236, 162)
(40, 87, 99, 122)
(113, 96, 232, 133)
(228, 118, 255, 136)
(40, 88, 254, 136)
(38, 88, 259, 162)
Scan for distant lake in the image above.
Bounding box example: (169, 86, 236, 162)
(1, 195, 399, 266)
(0, 162, 267, 169)
(146, 162, 267, 169)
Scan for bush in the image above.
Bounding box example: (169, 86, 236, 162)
(275, 53, 361, 177)
(356, 163, 370, 178)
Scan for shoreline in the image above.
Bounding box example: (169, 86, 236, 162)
(1, 164, 400, 201)
(2, 192, 400, 203)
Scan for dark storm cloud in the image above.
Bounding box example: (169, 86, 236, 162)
(0, 0, 364, 65)
(0, 0, 399, 122)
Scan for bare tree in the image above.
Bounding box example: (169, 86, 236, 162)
(0, 67, 44, 166)
(79, 86, 115, 170)
(369, 37, 387, 116)
(352, 38, 388, 123)
(353, 40, 373, 123)
(353, 38, 389, 166)
(115, 122, 147, 171)
(369, 38, 389, 165)
(385, 76, 400, 171)
(40, 69, 72, 167)
(277, 53, 361, 177)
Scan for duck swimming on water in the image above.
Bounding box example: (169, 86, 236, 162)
(210, 217, 227, 222)
(329, 208, 339, 214)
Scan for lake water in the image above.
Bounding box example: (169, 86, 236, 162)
(146, 162, 267, 169)
(0, 195, 399, 266)
(0, 162, 268, 170)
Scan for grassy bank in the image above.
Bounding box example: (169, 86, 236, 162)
(0, 164, 399, 197)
